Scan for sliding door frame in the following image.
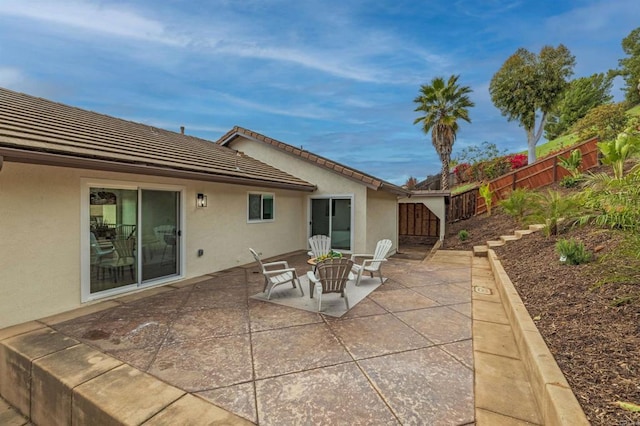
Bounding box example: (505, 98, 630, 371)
(80, 178, 186, 302)
(307, 194, 354, 253)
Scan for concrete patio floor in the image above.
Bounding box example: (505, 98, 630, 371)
(2, 249, 479, 425)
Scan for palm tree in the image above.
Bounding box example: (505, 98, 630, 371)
(413, 75, 474, 190)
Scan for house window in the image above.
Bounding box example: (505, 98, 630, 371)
(248, 193, 274, 222)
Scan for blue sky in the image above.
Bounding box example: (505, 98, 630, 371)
(1, 1, 638, 185)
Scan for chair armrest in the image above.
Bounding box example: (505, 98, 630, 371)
(264, 267, 297, 277)
(361, 258, 387, 267)
(350, 254, 373, 261)
(263, 261, 289, 269)
(306, 271, 319, 283)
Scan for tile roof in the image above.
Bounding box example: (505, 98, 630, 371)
(0, 88, 316, 192)
(217, 126, 410, 196)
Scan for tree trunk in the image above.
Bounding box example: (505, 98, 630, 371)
(527, 112, 548, 164)
(440, 158, 450, 190)
(526, 128, 536, 164)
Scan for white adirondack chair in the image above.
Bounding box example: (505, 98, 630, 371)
(249, 248, 303, 299)
(308, 235, 331, 258)
(350, 239, 392, 286)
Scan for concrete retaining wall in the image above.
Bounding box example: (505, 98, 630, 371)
(487, 250, 589, 425)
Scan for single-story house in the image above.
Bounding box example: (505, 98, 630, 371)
(0, 87, 413, 328)
(217, 126, 411, 253)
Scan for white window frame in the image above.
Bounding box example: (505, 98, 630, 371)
(247, 192, 275, 223)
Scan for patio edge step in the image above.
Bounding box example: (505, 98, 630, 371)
(0, 324, 253, 425)
(473, 245, 489, 257)
(485, 250, 589, 425)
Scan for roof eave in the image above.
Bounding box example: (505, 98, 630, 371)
(0, 147, 317, 192)
(378, 183, 412, 196)
(409, 189, 451, 196)
(221, 128, 409, 196)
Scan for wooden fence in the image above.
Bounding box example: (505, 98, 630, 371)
(448, 137, 599, 221)
(399, 202, 440, 244)
(447, 188, 477, 223)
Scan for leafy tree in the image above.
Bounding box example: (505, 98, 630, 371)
(453, 141, 506, 165)
(413, 75, 474, 190)
(544, 73, 614, 140)
(490, 45, 575, 163)
(617, 27, 640, 106)
(570, 103, 628, 143)
(404, 176, 418, 189)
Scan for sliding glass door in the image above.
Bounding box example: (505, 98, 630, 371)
(141, 190, 179, 282)
(88, 185, 180, 296)
(310, 197, 352, 251)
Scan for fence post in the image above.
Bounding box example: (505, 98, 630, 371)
(553, 156, 558, 182)
(512, 173, 516, 190)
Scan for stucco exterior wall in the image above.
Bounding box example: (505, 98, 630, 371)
(365, 188, 399, 254)
(0, 162, 81, 328)
(229, 137, 374, 253)
(0, 162, 306, 328)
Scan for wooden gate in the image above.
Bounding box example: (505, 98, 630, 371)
(399, 203, 440, 244)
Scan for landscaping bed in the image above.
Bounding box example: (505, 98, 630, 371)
(445, 211, 640, 425)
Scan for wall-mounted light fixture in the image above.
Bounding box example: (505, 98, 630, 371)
(196, 193, 207, 208)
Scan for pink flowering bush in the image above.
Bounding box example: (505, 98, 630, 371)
(508, 154, 528, 169)
(454, 163, 472, 183)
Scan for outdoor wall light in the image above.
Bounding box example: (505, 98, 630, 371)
(196, 193, 207, 208)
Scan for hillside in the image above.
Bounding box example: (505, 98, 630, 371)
(444, 180, 640, 425)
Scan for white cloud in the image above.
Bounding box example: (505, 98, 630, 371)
(0, 0, 445, 85)
(544, 0, 640, 36)
(213, 91, 335, 120)
(0, 0, 186, 45)
(0, 67, 25, 88)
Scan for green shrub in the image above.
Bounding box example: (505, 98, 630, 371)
(570, 103, 628, 143)
(577, 166, 640, 230)
(555, 238, 592, 265)
(558, 148, 582, 178)
(559, 175, 582, 188)
(499, 188, 532, 222)
(458, 230, 469, 241)
(527, 189, 578, 237)
(454, 141, 513, 182)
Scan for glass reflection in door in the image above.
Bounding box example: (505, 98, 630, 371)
(330, 199, 351, 250)
(310, 197, 351, 251)
(141, 190, 180, 282)
(89, 188, 138, 293)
